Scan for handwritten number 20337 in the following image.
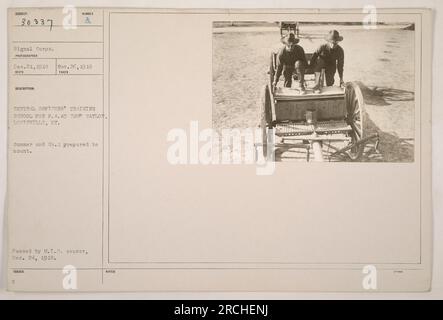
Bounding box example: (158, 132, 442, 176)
(21, 18, 54, 31)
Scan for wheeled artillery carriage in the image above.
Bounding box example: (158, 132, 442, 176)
(257, 23, 379, 162)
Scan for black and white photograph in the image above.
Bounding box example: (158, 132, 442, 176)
(213, 20, 415, 162)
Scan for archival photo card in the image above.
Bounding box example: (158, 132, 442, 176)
(7, 8, 432, 292)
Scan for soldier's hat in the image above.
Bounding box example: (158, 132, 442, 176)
(281, 33, 300, 45)
(325, 30, 343, 42)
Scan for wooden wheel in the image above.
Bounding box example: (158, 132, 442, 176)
(269, 53, 277, 84)
(259, 84, 272, 159)
(345, 82, 365, 161)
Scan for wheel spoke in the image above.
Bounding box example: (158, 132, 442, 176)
(344, 83, 365, 161)
(353, 100, 360, 114)
(353, 124, 362, 138)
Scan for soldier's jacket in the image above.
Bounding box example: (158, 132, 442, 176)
(276, 45, 307, 67)
(310, 43, 344, 78)
(275, 45, 307, 81)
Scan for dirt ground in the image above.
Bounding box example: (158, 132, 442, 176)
(212, 25, 415, 162)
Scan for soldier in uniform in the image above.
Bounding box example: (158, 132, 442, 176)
(272, 33, 308, 94)
(310, 30, 345, 93)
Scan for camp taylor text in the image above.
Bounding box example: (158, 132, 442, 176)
(174, 304, 268, 317)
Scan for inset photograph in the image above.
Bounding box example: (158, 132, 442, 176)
(212, 21, 415, 162)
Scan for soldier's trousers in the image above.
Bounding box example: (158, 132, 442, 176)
(282, 60, 306, 88)
(312, 57, 336, 86)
